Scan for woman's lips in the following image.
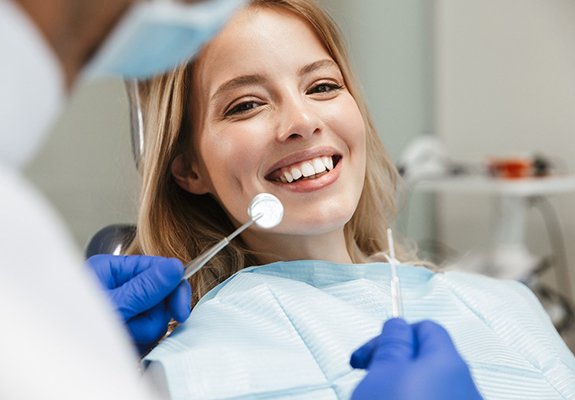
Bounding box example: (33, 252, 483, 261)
(265, 147, 340, 176)
(267, 155, 342, 192)
(267, 155, 335, 183)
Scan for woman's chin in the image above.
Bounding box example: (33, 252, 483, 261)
(279, 213, 354, 236)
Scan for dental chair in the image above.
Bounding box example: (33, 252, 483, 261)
(85, 224, 136, 257)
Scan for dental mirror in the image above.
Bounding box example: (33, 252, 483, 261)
(182, 193, 284, 280)
(248, 193, 284, 229)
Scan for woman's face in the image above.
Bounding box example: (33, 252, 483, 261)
(177, 7, 366, 259)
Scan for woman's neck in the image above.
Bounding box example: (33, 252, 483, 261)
(243, 229, 353, 265)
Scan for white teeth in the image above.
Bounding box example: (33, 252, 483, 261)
(275, 155, 336, 183)
(312, 158, 326, 174)
(290, 167, 303, 180)
(301, 162, 315, 177)
(323, 156, 333, 170)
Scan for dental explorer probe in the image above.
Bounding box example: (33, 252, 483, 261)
(182, 193, 284, 280)
(386, 228, 404, 318)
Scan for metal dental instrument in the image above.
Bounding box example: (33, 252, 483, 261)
(182, 193, 284, 280)
(385, 228, 404, 318)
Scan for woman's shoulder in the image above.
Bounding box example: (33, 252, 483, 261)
(441, 268, 535, 297)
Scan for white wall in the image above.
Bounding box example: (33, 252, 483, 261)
(435, 0, 575, 298)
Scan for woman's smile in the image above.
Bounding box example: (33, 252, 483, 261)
(265, 151, 343, 193)
(267, 155, 335, 183)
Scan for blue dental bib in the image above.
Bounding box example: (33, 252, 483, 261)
(144, 261, 575, 399)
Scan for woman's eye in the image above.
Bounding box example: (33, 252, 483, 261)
(225, 101, 260, 117)
(308, 82, 343, 95)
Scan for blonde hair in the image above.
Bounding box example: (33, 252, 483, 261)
(128, 0, 418, 303)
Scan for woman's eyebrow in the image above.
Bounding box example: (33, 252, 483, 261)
(298, 59, 339, 76)
(211, 74, 266, 102)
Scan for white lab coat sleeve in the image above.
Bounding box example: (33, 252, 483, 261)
(0, 166, 160, 400)
(0, 1, 159, 399)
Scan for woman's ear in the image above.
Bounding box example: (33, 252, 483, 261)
(171, 154, 210, 195)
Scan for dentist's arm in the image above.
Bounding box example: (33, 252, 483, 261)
(87, 255, 192, 355)
(351, 318, 483, 400)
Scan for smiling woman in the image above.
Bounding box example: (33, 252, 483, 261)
(127, 0, 575, 399)
(128, 0, 404, 301)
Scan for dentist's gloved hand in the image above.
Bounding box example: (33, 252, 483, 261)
(87, 255, 192, 355)
(350, 318, 483, 400)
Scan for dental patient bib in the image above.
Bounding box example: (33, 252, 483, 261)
(143, 261, 575, 400)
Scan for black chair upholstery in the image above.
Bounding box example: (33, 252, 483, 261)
(85, 224, 136, 258)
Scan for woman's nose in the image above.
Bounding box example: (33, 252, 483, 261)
(276, 95, 321, 142)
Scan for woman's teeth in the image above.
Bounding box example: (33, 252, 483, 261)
(278, 156, 334, 183)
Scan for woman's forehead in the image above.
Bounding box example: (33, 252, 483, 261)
(195, 6, 332, 95)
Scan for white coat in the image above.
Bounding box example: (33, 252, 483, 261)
(0, 1, 156, 398)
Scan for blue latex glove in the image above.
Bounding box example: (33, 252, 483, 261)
(350, 318, 483, 400)
(87, 255, 192, 355)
